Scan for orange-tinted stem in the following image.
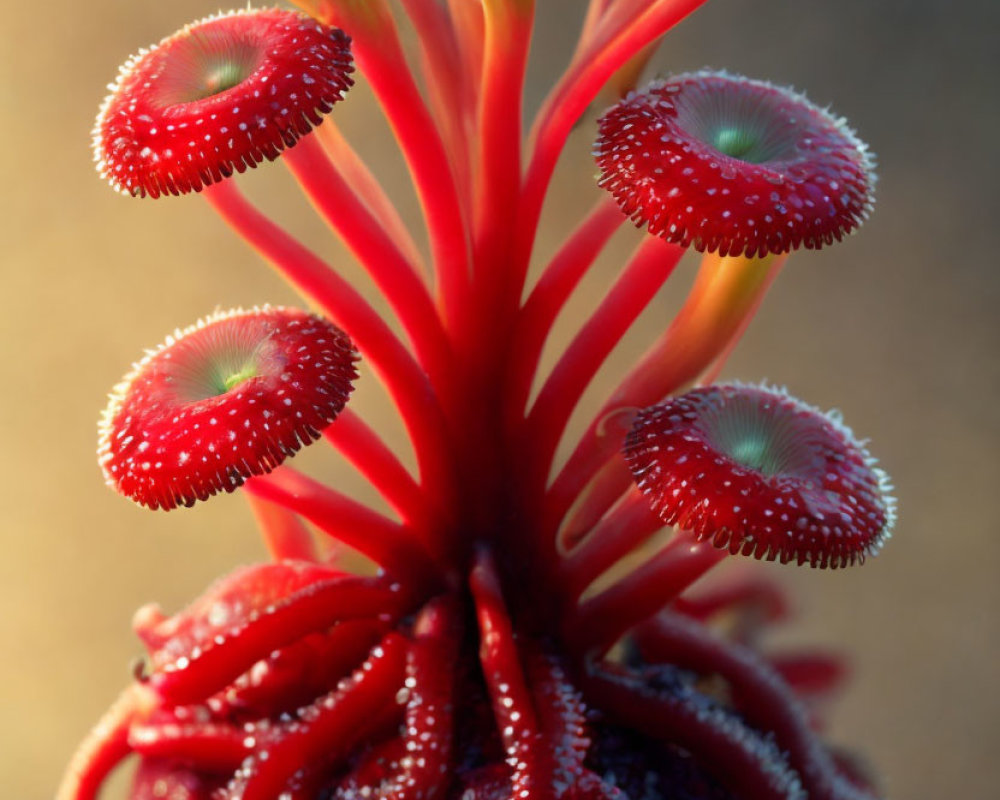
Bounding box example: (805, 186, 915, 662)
(699, 255, 786, 385)
(447, 0, 485, 87)
(246, 492, 318, 562)
(313, 121, 425, 271)
(474, 0, 534, 323)
(546, 252, 784, 535)
(399, 0, 477, 214)
(56, 686, 156, 800)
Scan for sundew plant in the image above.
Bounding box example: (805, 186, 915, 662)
(60, 2, 896, 799)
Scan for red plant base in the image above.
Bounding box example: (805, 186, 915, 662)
(61, 553, 875, 800)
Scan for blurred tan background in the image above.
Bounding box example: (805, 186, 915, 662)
(2, 1, 997, 797)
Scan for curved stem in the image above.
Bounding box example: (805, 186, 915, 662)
(202, 180, 456, 513)
(233, 632, 408, 800)
(506, 198, 624, 427)
(56, 685, 156, 800)
(637, 614, 876, 800)
(558, 486, 663, 600)
(581, 658, 807, 800)
(245, 492, 318, 562)
(150, 578, 407, 704)
(399, 0, 477, 214)
(313, 120, 425, 271)
(567, 535, 726, 653)
(322, 409, 438, 533)
(246, 467, 439, 587)
(524, 236, 684, 485)
(474, 0, 535, 323)
(546, 252, 784, 536)
(129, 719, 252, 772)
(318, 1, 471, 333)
(283, 136, 452, 386)
(514, 0, 708, 295)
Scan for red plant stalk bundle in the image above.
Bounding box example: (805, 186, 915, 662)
(65, 2, 896, 799)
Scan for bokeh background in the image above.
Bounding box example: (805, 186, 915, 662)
(2, 0, 997, 797)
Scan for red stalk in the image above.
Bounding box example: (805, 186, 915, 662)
(313, 120, 425, 273)
(272, 703, 406, 800)
(245, 492, 318, 562)
(129, 719, 249, 772)
(558, 449, 635, 550)
(399, 0, 477, 213)
(546, 252, 785, 537)
(523, 236, 684, 485)
(318, 1, 471, 333)
(245, 467, 438, 586)
(506, 198, 624, 426)
(470, 551, 555, 800)
(202, 180, 456, 512)
(567, 536, 727, 653)
(324, 410, 457, 568)
(559, 486, 663, 600)
(322, 408, 431, 528)
(283, 136, 451, 385)
(394, 597, 462, 800)
(132, 620, 389, 772)
(514, 0, 708, 298)
(452, 155, 617, 562)
(637, 614, 875, 800)
(447, 0, 485, 87)
(474, 0, 534, 327)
